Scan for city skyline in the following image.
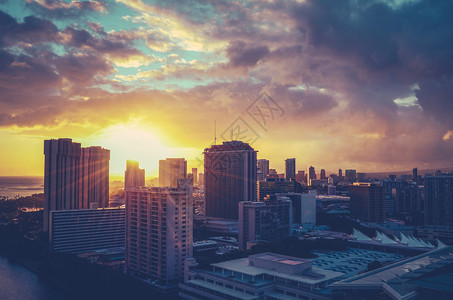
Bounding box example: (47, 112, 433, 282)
(1, 0, 453, 177)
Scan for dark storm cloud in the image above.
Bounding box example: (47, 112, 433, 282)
(292, 0, 453, 83)
(417, 78, 453, 127)
(227, 41, 270, 67)
(290, 0, 453, 128)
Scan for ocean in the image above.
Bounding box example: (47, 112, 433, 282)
(0, 176, 44, 199)
(0, 255, 68, 300)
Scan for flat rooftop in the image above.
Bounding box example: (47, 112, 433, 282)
(330, 246, 453, 298)
(255, 253, 307, 266)
(211, 253, 344, 285)
(312, 248, 405, 278)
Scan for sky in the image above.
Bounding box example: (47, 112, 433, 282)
(0, 0, 452, 177)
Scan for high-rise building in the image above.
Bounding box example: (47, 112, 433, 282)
(238, 199, 292, 250)
(424, 173, 453, 226)
(285, 158, 296, 181)
(413, 168, 418, 182)
(345, 169, 357, 182)
(125, 160, 145, 188)
(80, 146, 110, 210)
(320, 169, 326, 180)
(204, 141, 257, 219)
(125, 179, 193, 285)
(192, 168, 198, 185)
(307, 166, 316, 185)
(44, 138, 110, 232)
(339, 169, 343, 178)
(257, 159, 269, 181)
(276, 191, 316, 228)
(296, 170, 306, 183)
(349, 183, 385, 223)
(198, 173, 204, 186)
(159, 158, 187, 188)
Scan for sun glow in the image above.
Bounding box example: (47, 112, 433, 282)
(84, 123, 174, 177)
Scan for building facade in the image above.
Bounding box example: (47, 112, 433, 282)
(49, 207, 125, 254)
(307, 166, 316, 186)
(285, 158, 296, 181)
(179, 252, 344, 300)
(192, 168, 198, 185)
(125, 160, 145, 188)
(204, 141, 257, 219)
(159, 158, 187, 188)
(125, 179, 193, 285)
(257, 159, 270, 181)
(345, 169, 357, 182)
(257, 178, 299, 202)
(277, 191, 316, 228)
(349, 183, 385, 223)
(43, 138, 110, 232)
(424, 172, 453, 226)
(238, 199, 292, 250)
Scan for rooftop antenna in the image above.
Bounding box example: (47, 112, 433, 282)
(214, 120, 217, 145)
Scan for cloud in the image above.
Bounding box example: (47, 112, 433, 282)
(1, 0, 453, 173)
(0, 11, 59, 46)
(226, 41, 270, 67)
(26, 0, 108, 19)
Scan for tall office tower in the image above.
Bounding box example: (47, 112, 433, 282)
(257, 159, 270, 181)
(44, 138, 82, 232)
(424, 173, 453, 226)
(285, 158, 296, 181)
(413, 168, 417, 181)
(320, 169, 326, 180)
(44, 138, 110, 232)
(80, 146, 110, 209)
(159, 158, 187, 188)
(276, 191, 316, 228)
(349, 183, 385, 223)
(395, 183, 423, 220)
(192, 168, 198, 185)
(204, 141, 257, 219)
(345, 169, 357, 182)
(198, 173, 204, 186)
(339, 169, 343, 178)
(125, 160, 145, 188)
(296, 171, 306, 183)
(307, 166, 316, 185)
(238, 198, 292, 250)
(125, 179, 193, 285)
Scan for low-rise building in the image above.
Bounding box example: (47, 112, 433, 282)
(49, 207, 125, 254)
(179, 252, 344, 300)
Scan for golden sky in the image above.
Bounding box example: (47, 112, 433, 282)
(1, 0, 453, 177)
